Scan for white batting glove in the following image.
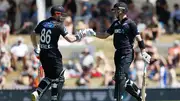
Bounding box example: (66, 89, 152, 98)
(141, 51, 151, 63)
(34, 47, 40, 59)
(84, 28, 96, 36)
(75, 30, 87, 41)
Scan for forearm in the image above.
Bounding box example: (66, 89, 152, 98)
(95, 32, 110, 39)
(136, 35, 146, 52)
(30, 34, 39, 48)
(64, 33, 80, 43)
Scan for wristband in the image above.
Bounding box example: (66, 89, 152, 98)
(138, 40, 145, 49)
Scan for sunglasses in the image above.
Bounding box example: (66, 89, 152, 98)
(111, 7, 125, 13)
(55, 11, 68, 17)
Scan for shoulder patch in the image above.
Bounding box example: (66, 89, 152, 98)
(63, 26, 68, 33)
(42, 22, 55, 28)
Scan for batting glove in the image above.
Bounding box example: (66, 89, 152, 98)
(141, 51, 151, 63)
(75, 30, 86, 41)
(85, 28, 96, 36)
(34, 47, 40, 59)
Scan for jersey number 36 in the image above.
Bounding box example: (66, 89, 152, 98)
(40, 28, 51, 44)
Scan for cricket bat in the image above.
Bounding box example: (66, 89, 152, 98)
(142, 63, 147, 101)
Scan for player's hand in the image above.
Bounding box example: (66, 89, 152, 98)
(75, 30, 86, 41)
(34, 47, 40, 59)
(83, 28, 96, 37)
(141, 51, 151, 63)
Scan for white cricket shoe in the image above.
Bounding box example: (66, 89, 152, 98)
(31, 91, 39, 101)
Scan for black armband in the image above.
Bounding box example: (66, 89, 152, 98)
(75, 34, 81, 41)
(138, 40, 145, 49)
(75, 32, 83, 41)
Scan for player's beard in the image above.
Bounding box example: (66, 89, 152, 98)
(57, 13, 67, 22)
(56, 16, 65, 22)
(116, 13, 125, 21)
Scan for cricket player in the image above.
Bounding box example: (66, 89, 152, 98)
(30, 5, 87, 101)
(83, 2, 151, 101)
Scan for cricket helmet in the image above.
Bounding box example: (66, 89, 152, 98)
(111, 2, 128, 14)
(50, 5, 67, 22)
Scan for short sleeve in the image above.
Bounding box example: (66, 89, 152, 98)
(106, 23, 114, 35)
(34, 23, 42, 34)
(129, 21, 139, 36)
(59, 25, 68, 37)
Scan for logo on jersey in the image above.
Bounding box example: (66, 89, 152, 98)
(64, 27, 68, 33)
(114, 29, 125, 34)
(42, 22, 54, 28)
(114, 22, 119, 26)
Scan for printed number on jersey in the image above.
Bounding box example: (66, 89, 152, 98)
(40, 28, 52, 49)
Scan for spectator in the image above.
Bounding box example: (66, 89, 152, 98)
(94, 51, 113, 75)
(64, 60, 80, 78)
(146, 16, 161, 41)
(10, 37, 28, 70)
(167, 40, 180, 87)
(15, 66, 31, 86)
(97, 0, 112, 32)
(155, 0, 167, 17)
(140, 0, 154, 25)
(129, 63, 136, 81)
(80, 0, 92, 24)
(79, 48, 94, 73)
(97, 0, 112, 18)
(0, 47, 12, 73)
(88, 18, 101, 32)
(159, 57, 168, 88)
(7, 0, 16, 34)
(75, 21, 88, 31)
(63, 0, 77, 22)
(0, 69, 6, 89)
(167, 40, 180, 68)
(102, 71, 115, 86)
(27, 52, 41, 88)
(75, 48, 94, 87)
(0, 47, 10, 89)
(0, 18, 10, 46)
(90, 4, 99, 19)
(157, 3, 170, 33)
(127, 2, 140, 23)
(145, 40, 158, 56)
(18, 0, 32, 26)
(88, 4, 101, 32)
(171, 3, 180, 33)
(0, 0, 10, 18)
(64, 16, 73, 34)
(134, 52, 145, 88)
(76, 71, 90, 87)
(15, 21, 34, 34)
(148, 57, 160, 82)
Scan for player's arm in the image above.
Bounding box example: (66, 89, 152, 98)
(135, 34, 151, 64)
(135, 35, 145, 52)
(30, 32, 40, 49)
(30, 23, 41, 58)
(64, 33, 80, 43)
(130, 20, 151, 63)
(85, 22, 114, 39)
(60, 26, 86, 42)
(95, 32, 111, 39)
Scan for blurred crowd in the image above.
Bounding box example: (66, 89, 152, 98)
(0, 0, 180, 89)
